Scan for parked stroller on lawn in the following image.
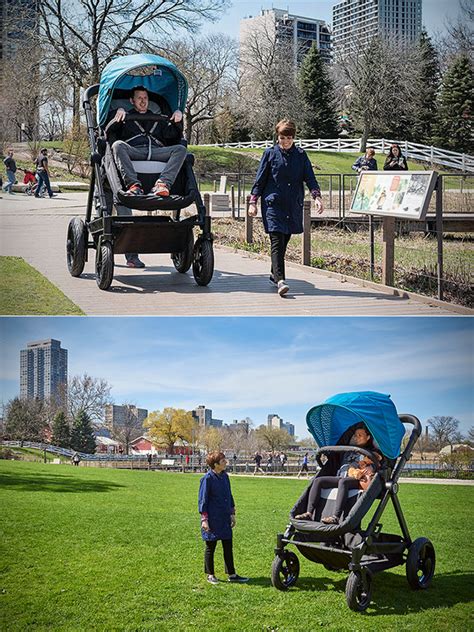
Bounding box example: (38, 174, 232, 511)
(66, 54, 214, 290)
(271, 391, 436, 612)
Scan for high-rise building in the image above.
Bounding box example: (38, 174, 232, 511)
(20, 339, 68, 401)
(240, 8, 332, 67)
(332, 0, 422, 60)
(192, 405, 223, 428)
(267, 414, 295, 437)
(282, 422, 295, 437)
(104, 404, 148, 429)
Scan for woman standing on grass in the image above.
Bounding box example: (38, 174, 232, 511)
(383, 144, 408, 171)
(248, 119, 324, 297)
(198, 451, 249, 585)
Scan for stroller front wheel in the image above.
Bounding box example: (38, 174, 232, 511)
(67, 217, 87, 277)
(95, 240, 114, 290)
(172, 229, 194, 273)
(345, 570, 372, 612)
(271, 551, 300, 591)
(192, 237, 214, 286)
(406, 537, 436, 590)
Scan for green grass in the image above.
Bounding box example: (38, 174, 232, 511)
(1, 461, 472, 631)
(0, 257, 84, 315)
(4, 447, 68, 463)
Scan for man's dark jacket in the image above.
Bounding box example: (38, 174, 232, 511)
(107, 108, 183, 147)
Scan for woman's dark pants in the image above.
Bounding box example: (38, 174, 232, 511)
(204, 539, 235, 575)
(269, 231, 291, 282)
(307, 476, 361, 519)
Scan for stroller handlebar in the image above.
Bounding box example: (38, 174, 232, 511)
(314, 445, 380, 468)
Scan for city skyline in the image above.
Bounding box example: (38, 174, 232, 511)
(1, 317, 472, 437)
(204, 1, 463, 40)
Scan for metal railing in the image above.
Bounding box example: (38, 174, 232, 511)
(201, 138, 474, 173)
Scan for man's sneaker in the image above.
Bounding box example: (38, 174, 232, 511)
(277, 280, 289, 296)
(126, 255, 145, 269)
(151, 180, 170, 197)
(124, 183, 144, 196)
(207, 575, 219, 585)
(269, 274, 277, 286)
(228, 574, 249, 583)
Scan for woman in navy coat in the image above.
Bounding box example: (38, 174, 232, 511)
(248, 119, 324, 296)
(198, 451, 249, 585)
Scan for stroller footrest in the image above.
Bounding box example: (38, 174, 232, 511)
(117, 190, 195, 211)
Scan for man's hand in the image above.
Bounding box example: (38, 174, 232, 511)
(201, 519, 210, 532)
(314, 197, 324, 214)
(114, 108, 127, 123)
(248, 203, 258, 217)
(231, 515, 236, 528)
(170, 110, 183, 123)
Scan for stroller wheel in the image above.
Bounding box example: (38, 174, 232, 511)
(192, 237, 214, 286)
(406, 537, 436, 590)
(95, 240, 114, 290)
(271, 551, 300, 591)
(171, 229, 194, 273)
(66, 217, 87, 277)
(345, 570, 372, 612)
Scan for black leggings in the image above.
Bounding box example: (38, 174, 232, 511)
(269, 231, 291, 282)
(307, 476, 361, 519)
(204, 539, 235, 575)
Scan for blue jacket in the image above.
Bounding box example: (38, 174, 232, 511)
(352, 156, 378, 172)
(198, 469, 235, 541)
(250, 144, 320, 235)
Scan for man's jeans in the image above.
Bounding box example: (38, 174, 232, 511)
(36, 170, 53, 197)
(112, 141, 187, 189)
(3, 170, 15, 193)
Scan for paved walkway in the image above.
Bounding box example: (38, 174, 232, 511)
(0, 192, 464, 316)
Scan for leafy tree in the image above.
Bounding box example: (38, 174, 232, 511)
(468, 427, 474, 445)
(434, 54, 473, 153)
(298, 43, 338, 138)
(255, 425, 291, 453)
(427, 415, 460, 451)
(144, 408, 197, 454)
(70, 410, 96, 454)
(4, 398, 47, 443)
(51, 411, 71, 448)
(200, 426, 223, 453)
(411, 31, 441, 144)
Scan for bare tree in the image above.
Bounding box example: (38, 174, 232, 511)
(427, 416, 460, 451)
(65, 373, 112, 423)
(255, 425, 291, 453)
(239, 20, 303, 138)
(162, 34, 238, 144)
(108, 402, 143, 455)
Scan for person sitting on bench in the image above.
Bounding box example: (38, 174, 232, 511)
(295, 426, 381, 524)
(107, 85, 187, 198)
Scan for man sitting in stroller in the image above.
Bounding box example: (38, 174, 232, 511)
(107, 85, 187, 198)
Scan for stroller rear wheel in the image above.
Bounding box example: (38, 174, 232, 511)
(345, 570, 372, 611)
(67, 217, 87, 277)
(406, 537, 435, 590)
(171, 229, 194, 273)
(95, 240, 114, 290)
(271, 551, 300, 591)
(192, 237, 214, 286)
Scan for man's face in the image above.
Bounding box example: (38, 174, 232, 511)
(131, 90, 149, 114)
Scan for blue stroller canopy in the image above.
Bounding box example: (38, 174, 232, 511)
(97, 54, 188, 128)
(306, 391, 405, 459)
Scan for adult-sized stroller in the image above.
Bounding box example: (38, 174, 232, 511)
(271, 391, 436, 612)
(66, 54, 213, 290)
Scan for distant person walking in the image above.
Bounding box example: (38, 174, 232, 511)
(383, 144, 408, 171)
(35, 148, 55, 198)
(3, 149, 17, 194)
(198, 452, 249, 585)
(253, 452, 265, 475)
(248, 119, 323, 297)
(298, 452, 309, 478)
(147, 453, 153, 469)
(352, 148, 378, 173)
(71, 452, 81, 467)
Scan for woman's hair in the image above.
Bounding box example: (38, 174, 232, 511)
(366, 147, 375, 157)
(387, 144, 403, 159)
(275, 119, 296, 137)
(206, 451, 225, 469)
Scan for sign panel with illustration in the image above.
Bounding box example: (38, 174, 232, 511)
(350, 171, 438, 220)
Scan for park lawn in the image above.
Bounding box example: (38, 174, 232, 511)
(0, 257, 84, 315)
(1, 461, 472, 632)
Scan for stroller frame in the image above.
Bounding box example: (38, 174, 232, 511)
(272, 414, 436, 611)
(66, 69, 214, 291)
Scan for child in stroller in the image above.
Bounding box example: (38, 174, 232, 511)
(23, 169, 44, 196)
(295, 425, 381, 524)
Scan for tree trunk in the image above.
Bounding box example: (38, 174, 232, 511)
(185, 110, 193, 144)
(72, 83, 81, 135)
(360, 125, 369, 153)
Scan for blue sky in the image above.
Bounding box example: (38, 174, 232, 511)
(202, 1, 463, 38)
(1, 317, 472, 437)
